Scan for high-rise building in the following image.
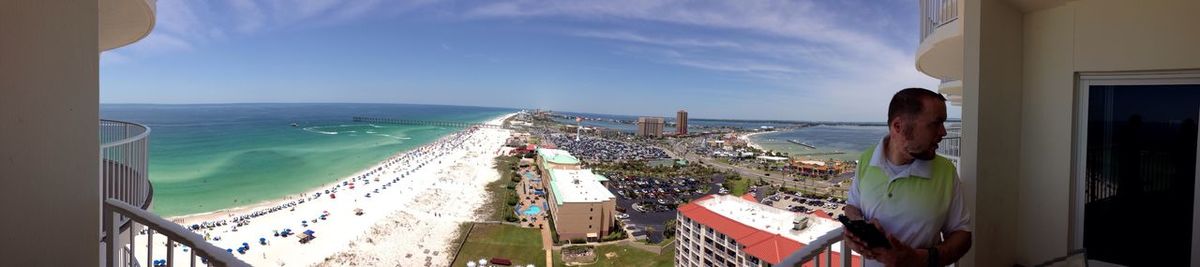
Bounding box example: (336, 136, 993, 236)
(675, 194, 860, 267)
(636, 117, 665, 137)
(676, 110, 689, 135)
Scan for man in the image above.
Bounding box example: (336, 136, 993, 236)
(843, 88, 972, 267)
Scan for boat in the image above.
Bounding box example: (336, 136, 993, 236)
(788, 139, 817, 149)
(290, 123, 299, 127)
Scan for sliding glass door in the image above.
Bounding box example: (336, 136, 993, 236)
(1075, 72, 1200, 266)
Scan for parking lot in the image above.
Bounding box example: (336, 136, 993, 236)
(760, 192, 846, 219)
(605, 173, 725, 243)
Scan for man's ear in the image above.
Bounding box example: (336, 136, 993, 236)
(888, 117, 902, 134)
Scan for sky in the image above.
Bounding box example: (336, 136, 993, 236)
(100, 0, 957, 122)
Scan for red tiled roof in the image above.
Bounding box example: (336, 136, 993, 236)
(810, 208, 833, 220)
(678, 195, 862, 266)
(740, 193, 757, 202)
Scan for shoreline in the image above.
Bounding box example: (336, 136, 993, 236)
(738, 130, 771, 151)
(138, 112, 518, 266)
(166, 113, 513, 223)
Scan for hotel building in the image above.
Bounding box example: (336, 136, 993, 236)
(535, 148, 618, 242)
(676, 194, 860, 267)
(637, 117, 665, 137)
(677, 110, 689, 135)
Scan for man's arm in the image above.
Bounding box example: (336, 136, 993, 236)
(932, 230, 971, 265)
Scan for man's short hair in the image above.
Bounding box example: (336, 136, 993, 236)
(887, 88, 946, 124)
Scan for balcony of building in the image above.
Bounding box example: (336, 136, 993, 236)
(99, 0, 157, 51)
(916, 0, 963, 82)
(98, 120, 249, 266)
(937, 127, 962, 168)
(777, 226, 863, 267)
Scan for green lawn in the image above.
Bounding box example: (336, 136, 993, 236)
(451, 223, 545, 267)
(484, 155, 521, 221)
(553, 244, 675, 267)
(725, 177, 751, 196)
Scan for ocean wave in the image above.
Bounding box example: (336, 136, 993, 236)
(302, 127, 338, 135)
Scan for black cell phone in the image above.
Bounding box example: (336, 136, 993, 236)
(837, 215, 891, 249)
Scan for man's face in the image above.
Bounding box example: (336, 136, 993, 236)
(897, 98, 947, 160)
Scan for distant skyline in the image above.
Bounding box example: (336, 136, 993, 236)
(100, 0, 957, 121)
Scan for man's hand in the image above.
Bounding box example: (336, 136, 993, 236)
(865, 221, 924, 267)
(841, 205, 870, 258)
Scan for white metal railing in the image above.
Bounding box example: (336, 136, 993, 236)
(937, 136, 960, 159)
(103, 198, 250, 267)
(920, 0, 959, 41)
(778, 227, 862, 267)
(101, 119, 152, 209)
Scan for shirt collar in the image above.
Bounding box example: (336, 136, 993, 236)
(868, 136, 933, 180)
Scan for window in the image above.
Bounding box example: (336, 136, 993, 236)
(589, 225, 592, 229)
(1075, 71, 1200, 266)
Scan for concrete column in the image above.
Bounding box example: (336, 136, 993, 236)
(962, 0, 1024, 265)
(0, 0, 100, 265)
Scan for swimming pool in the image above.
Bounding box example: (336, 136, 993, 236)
(523, 205, 547, 216)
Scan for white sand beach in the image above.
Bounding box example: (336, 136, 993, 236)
(131, 113, 516, 267)
(738, 130, 770, 151)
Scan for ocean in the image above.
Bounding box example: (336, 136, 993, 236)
(747, 125, 890, 161)
(101, 103, 515, 216)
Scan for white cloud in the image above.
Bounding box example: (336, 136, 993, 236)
(462, 0, 939, 121)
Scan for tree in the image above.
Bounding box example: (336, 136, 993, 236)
(663, 219, 678, 238)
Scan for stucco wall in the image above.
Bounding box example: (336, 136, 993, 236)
(1014, 0, 1200, 264)
(552, 201, 615, 241)
(0, 0, 100, 265)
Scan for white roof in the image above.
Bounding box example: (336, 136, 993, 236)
(549, 169, 615, 204)
(696, 195, 841, 245)
(757, 155, 789, 161)
(799, 160, 826, 166)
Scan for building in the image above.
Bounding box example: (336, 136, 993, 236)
(677, 110, 689, 135)
(675, 194, 861, 267)
(636, 117, 665, 137)
(536, 148, 583, 171)
(545, 168, 617, 242)
(534, 148, 618, 242)
(784, 0, 1200, 266)
(2, 0, 246, 265)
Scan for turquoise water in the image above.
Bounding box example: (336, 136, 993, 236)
(748, 125, 889, 161)
(101, 103, 514, 216)
(521, 205, 543, 216)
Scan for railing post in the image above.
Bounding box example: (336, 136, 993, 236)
(104, 203, 117, 267)
(840, 239, 851, 267)
(147, 229, 153, 267)
(167, 239, 174, 267)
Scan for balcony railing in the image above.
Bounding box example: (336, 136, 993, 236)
(920, 0, 959, 41)
(938, 126, 961, 169)
(778, 227, 862, 267)
(103, 198, 250, 267)
(101, 119, 152, 210)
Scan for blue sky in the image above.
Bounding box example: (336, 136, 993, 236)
(100, 0, 955, 122)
